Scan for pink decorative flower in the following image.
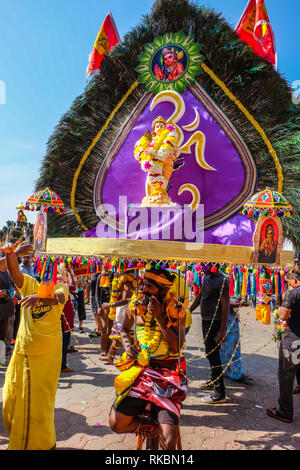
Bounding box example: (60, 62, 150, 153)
(166, 124, 175, 131)
(144, 161, 151, 169)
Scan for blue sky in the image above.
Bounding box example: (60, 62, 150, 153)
(0, 0, 299, 229)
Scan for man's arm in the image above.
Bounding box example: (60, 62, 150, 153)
(120, 306, 140, 360)
(19, 290, 66, 308)
(0, 241, 33, 272)
(102, 282, 133, 310)
(215, 295, 229, 344)
(189, 289, 202, 313)
(90, 275, 98, 315)
(3, 242, 24, 289)
(277, 306, 291, 321)
(148, 296, 186, 354)
(278, 290, 294, 321)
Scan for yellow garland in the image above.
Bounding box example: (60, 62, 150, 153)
(109, 273, 137, 320)
(137, 312, 162, 367)
(152, 128, 171, 151)
(109, 278, 119, 320)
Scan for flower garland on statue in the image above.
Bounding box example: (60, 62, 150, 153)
(134, 124, 177, 172)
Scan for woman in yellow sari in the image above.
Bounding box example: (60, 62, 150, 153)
(2, 242, 68, 450)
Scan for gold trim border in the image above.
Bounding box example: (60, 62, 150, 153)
(45, 237, 294, 266)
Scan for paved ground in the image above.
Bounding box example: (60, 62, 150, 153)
(1, 304, 300, 451)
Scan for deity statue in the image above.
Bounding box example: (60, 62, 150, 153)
(134, 116, 180, 206)
(16, 209, 27, 229)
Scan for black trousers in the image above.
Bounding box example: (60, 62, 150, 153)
(202, 319, 225, 396)
(296, 364, 300, 385)
(61, 320, 71, 370)
(278, 343, 300, 420)
(13, 304, 20, 340)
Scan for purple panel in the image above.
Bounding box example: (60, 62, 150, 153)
(99, 87, 245, 220)
(125, 206, 197, 242)
(85, 213, 255, 247)
(204, 213, 255, 246)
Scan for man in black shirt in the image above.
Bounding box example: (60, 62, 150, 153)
(190, 265, 229, 403)
(267, 272, 300, 423)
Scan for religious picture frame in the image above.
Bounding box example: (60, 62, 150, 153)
(252, 215, 283, 265)
(33, 210, 47, 252)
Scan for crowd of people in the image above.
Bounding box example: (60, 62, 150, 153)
(0, 240, 299, 450)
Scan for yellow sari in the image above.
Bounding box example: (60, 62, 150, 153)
(2, 275, 68, 450)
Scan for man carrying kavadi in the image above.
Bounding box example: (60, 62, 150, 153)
(109, 265, 187, 450)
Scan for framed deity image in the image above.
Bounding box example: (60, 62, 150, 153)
(252, 215, 283, 265)
(33, 210, 47, 252)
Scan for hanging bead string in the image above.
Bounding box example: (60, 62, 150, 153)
(187, 299, 241, 363)
(183, 307, 251, 385)
(199, 276, 226, 347)
(186, 306, 265, 387)
(186, 305, 251, 370)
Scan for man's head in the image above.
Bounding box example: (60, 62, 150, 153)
(142, 265, 175, 300)
(22, 255, 32, 266)
(286, 272, 300, 289)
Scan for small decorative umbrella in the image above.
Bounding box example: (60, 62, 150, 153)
(242, 188, 294, 218)
(24, 188, 65, 214)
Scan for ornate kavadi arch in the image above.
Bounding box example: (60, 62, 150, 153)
(37, 0, 300, 259)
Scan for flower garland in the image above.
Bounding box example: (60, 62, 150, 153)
(134, 125, 176, 170)
(109, 277, 119, 320)
(137, 312, 162, 367)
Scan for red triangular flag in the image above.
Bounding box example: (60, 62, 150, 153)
(86, 13, 121, 79)
(236, 0, 277, 70)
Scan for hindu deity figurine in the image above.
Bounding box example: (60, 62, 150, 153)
(134, 116, 180, 206)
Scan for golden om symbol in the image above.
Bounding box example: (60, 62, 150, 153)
(150, 90, 216, 210)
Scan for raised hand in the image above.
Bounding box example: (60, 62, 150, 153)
(15, 241, 33, 257)
(148, 296, 163, 320)
(1, 241, 21, 254)
(19, 294, 40, 309)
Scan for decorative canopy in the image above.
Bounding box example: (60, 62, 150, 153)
(243, 189, 294, 218)
(25, 188, 65, 214)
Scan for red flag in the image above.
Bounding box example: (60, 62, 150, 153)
(236, 0, 277, 69)
(86, 13, 121, 79)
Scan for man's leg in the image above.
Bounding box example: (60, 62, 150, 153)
(202, 319, 225, 399)
(159, 424, 179, 450)
(109, 406, 139, 434)
(277, 344, 297, 420)
(99, 312, 109, 354)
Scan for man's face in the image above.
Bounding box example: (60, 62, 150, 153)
(22, 255, 31, 266)
(142, 279, 159, 298)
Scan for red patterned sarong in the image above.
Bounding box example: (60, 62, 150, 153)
(127, 357, 187, 420)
